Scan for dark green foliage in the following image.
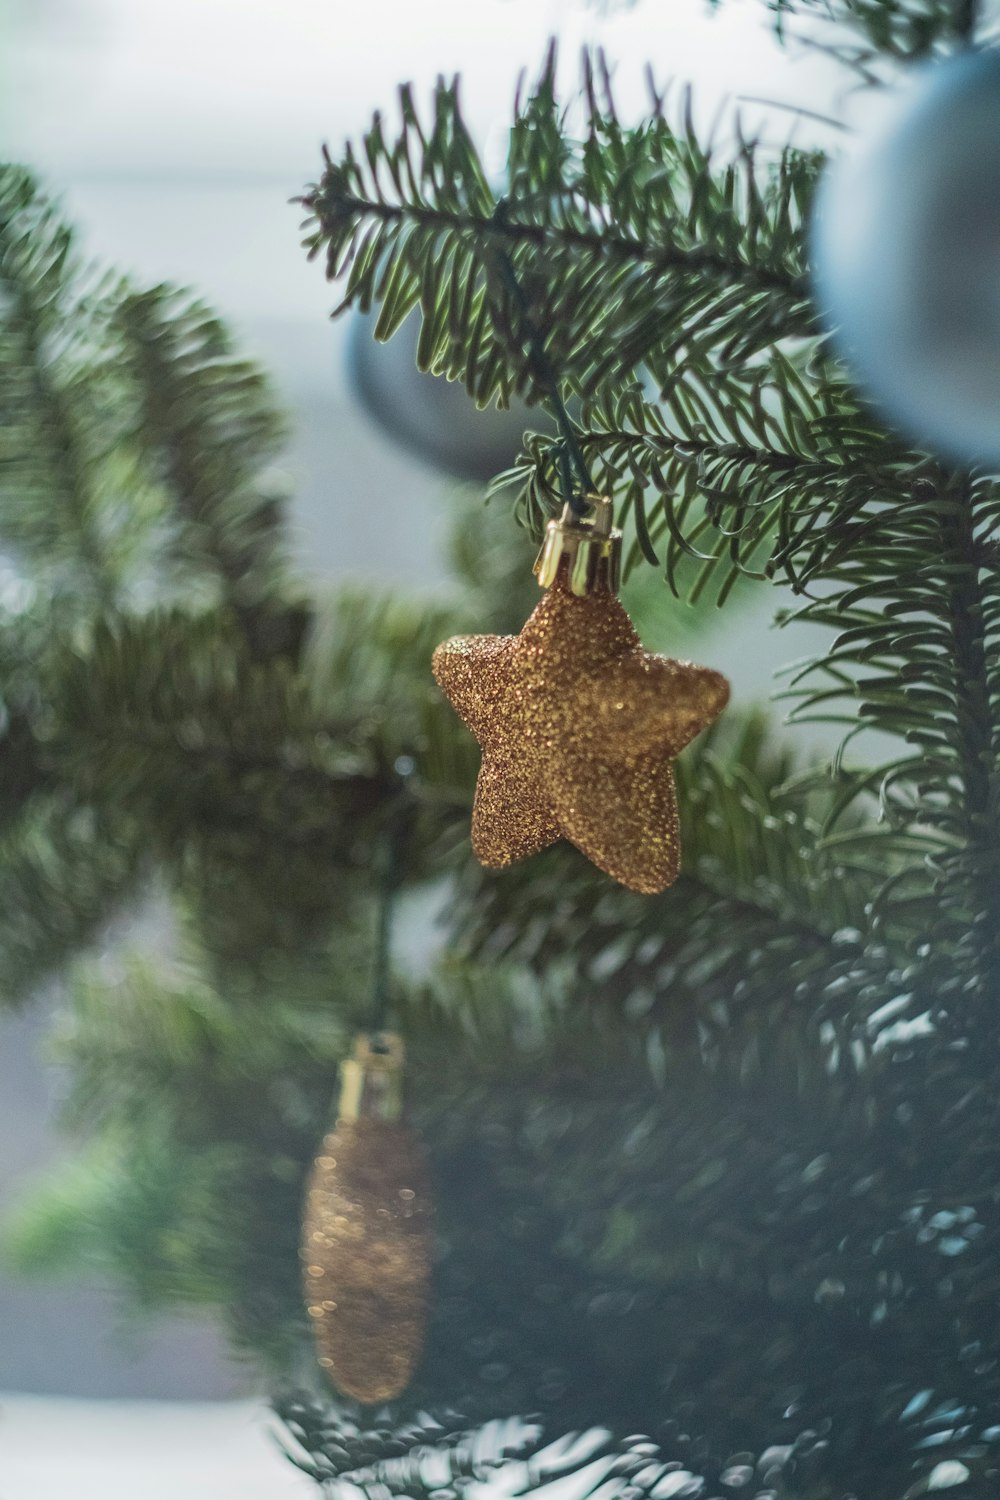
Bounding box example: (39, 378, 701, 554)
(303, 47, 1000, 1009)
(0, 166, 323, 1000)
(300, 56, 821, 599)
(4, 10, 1000, 1496)
(0, 795, 141, 1003)
(112, 285, 292, 618)
(0, 167, 117, 595)
(299, 54, 815, 421)
(448, 718, 889, 1069)
(21, 921, 1000, 1500)
(301, 55, 1000, 1022)
(759, 0, 982, 70)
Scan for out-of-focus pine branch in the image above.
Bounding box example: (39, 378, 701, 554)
(758, 0, 984, 71)
(114, 286, 292, 614)
(0, 168, 123, 596)
(0, 796, 142, 1006)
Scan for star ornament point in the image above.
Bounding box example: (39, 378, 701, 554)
(432, 583, 730, 894)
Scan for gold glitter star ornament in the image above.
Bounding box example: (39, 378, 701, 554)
(302, 1033, 432, 1404)
(432, 499, 730, 894)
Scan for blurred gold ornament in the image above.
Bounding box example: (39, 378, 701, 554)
(302, 1033, 432, 1404)
(433, 498, 729, 894)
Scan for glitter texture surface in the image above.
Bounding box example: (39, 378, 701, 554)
(302, 1118, 432, 1404)
(432, 581, 730, 894)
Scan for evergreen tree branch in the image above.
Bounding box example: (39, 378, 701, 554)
(749, 475, 1000, 1049)
(956, 0, 981, 41)
(446, 717, 917, 1072)
(22, 925, 999, 1500)
(0, 168, 119, 594)
(309, 181, 801, 296)
(0, 793, 142, 1006)
(299, 61, 817, 419)
(932, 473, 1000, 1004)
(9, 110, 1000, 1500)
(45, 608, 393, 855)
(495, 370, 891, 587)
(492, 318, 1000, 1002)
(760, 0, 984, 66)
(114, 286, 291, 614)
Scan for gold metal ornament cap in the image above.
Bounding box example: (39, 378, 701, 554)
(337, 1032, 404, 1124)
(533, 495, 622, 597)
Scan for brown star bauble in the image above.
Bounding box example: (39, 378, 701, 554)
(432, 499, 730, 894)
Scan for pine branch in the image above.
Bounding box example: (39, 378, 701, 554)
(444, 716, 922, 1077)
(32, 592, 483, 949)
(274, 1404, 638, 1500)
(299, 60, 817, 417)
(0, 602, 60, 829)
(495, 367, 890, 586)
(31, 926, 1000, 1500)
(9, 123, 1000, 1500)
(1, 166, 303, 647)
(0, 792, 142, 1006)
(114, 286, 292, 615)
(926, 473, 1000, 1004)
(774, 469, 1000, 994)
(309, 172, 799, 296)
(302, 45, 1000, 1017)
(760, 0, 983, 68)
(494, 329, 1000, 1003)
(45, 607, 394, 855)
(0, 168, 120, 594)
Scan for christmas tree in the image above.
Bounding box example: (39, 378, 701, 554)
(3, 1, 1000, 1496)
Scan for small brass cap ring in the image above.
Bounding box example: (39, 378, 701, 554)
(338, 1032, 405, 1124)
(533, 495, 622, 597)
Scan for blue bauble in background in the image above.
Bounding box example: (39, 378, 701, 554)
(812, 49, 1000, 466)
(347, 309, 545, 483)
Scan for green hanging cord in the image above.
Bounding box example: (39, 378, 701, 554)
(556, 441, 576, 521)
(367, 756, 415, 1050)
(489, 200, 595, 517)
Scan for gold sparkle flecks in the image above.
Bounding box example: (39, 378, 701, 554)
(301, 1118, 432, 1405)
(432, 581, 730, 894)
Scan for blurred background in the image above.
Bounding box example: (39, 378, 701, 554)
(0, 1, 841, 1494)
